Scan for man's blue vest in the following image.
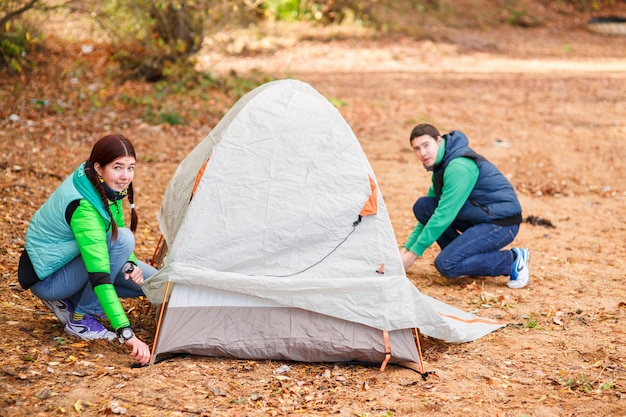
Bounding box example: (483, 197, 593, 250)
(432, 130, 522, 225)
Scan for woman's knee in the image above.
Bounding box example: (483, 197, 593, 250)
(112, 228, 135, 251)
(139, 261, 158, 281)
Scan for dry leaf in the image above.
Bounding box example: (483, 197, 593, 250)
(107, 401, 127, 415)
(74, 400, 83, 412)
(553, 311, 564, 326)
(211, 386, 227, 396)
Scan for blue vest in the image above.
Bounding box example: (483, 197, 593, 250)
(25, 163, 112, 278)
(433, 131, 522, 225)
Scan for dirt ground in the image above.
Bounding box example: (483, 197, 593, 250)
(1, 7, 626, 417)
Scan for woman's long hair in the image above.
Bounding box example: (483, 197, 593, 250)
(84, 134, 138, 240)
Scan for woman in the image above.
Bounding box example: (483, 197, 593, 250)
(18, 134, 157, 364)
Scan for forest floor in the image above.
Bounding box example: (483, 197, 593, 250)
(1, 3, 626, 416)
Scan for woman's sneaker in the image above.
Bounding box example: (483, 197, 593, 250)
(508, 247, 530, 289)
(42, 299, 74, 324)
(65, 315, 117, 341)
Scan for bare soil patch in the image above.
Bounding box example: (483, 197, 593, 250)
(1, 14, 626, 417)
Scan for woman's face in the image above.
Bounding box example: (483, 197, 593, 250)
(94, 156, 135, 192)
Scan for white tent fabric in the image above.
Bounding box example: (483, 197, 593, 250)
(143, 79, 505, 346)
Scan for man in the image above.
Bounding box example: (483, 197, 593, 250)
(400, 123, 529, 288)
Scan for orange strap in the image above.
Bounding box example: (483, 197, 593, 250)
(379, 330, 391, 372)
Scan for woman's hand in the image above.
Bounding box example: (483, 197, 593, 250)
(124, 262, 144, 285)
(124, 336, 151, 365)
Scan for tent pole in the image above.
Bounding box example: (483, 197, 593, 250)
(412, 328, 426, 375)
(149, 280, 172, 365)
(379, 330, 391, 372)
(148, 234, 163, 267)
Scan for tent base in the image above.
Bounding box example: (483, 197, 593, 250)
(152, 304, 421, 368)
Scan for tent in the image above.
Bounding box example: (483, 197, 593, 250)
(142, 79, 505, 370)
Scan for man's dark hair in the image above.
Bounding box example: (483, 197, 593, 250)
(409, 124, 441, 144)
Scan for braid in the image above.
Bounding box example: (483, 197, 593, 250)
(85, 163, 119, 240)
(128, 183, 138, 233)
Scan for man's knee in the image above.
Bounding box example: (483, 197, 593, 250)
(413, 197, 437, 223)
(434, 255, 459, 278)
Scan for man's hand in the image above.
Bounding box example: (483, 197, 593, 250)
(400, 248, 418, 270)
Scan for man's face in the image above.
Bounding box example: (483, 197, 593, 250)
(411, 134, 442, 169)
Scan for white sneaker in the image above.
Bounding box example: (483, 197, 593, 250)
(508, 248, 530, 289)
(65, 315, 117, 341)
(42, 299, 74, 324)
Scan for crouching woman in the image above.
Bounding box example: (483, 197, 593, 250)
(18, 134, 157, 365)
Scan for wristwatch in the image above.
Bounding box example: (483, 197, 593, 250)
(117, 327, 135, 343)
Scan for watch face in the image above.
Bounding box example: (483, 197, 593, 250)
(122, 328, 133, 339)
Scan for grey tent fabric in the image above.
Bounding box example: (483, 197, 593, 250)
(155, 286, 420, 364)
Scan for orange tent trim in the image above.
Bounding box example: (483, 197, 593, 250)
(190, 158, 210, 201)
(438, 312, 506, 325)
(359, 175, 378, 217)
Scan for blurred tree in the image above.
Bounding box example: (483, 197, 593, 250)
(1, 0, 43, 73)
(2, 0, 621, 77)
(100, 0, 264, 81)
(0, 0, 84, 73)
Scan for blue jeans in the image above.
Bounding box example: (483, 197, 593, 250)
(30, 228, 158, 315)
(414, 197, 517, 278)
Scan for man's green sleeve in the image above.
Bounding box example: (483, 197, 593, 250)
(405, 158, 478, 256)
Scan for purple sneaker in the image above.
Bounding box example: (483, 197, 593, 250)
(65, 315, 117, 341)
